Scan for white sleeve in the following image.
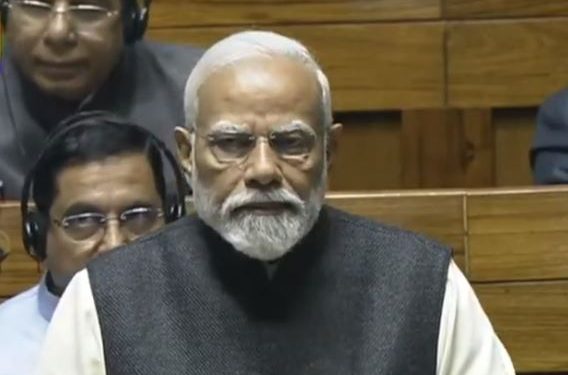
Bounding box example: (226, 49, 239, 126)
(437, 261, 516, 375)
(35, 269, 106, 375)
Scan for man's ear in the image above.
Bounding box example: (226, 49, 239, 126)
(174, 126, 193, 177)
(326, 123, 342, 170)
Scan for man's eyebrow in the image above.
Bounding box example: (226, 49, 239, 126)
(62, 203, 101, 217)
(208, 121, 248, 134)
(121, 201, 156, 212)
(273, 120, 316, 135)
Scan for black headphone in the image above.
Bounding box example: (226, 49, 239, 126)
(20, 110, 186, 261)
(0, 0, 151, 44)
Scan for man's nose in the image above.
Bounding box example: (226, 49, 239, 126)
(98, 221, 126, 254)
(43, 11, 78, 50)
(243, 140, 283, 189)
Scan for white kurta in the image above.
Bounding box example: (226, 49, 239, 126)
(36, 261, 516, 375)
(0, 276, 59, 375)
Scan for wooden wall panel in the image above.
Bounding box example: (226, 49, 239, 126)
(149, 22, 446, 111)
(144, 0, 568, 191)
(446, 0, 568, 18)
(467, 189, 568, 281)
(447, 19, 568, 108)
(401, 109, 494, 188)
(150, 0, 441, 27)
(329, 112, 403, 190)
(469, 232, 568, 281)
(145, 2, 568, 191)
(0, 203, 41, 297)
(494, 108, 536, 187)
(467, 189, 568, 234)
(475, 282, 568, 372)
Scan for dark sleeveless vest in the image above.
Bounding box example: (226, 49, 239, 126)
(88, 206, 451, 375)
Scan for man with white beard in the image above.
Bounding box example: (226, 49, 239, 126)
(36, 31, 515, 375)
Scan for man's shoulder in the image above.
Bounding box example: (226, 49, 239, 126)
(136, 40, 203, 75)
(539, 87, 568, 122)
(0, 286, 45, 374)
(542, 87, 568, 106)
(0, 284, 39, 316)
(89, 215, 200, 269)
(87, 215, 204, 293)
(325, 206, 452, 256)
(0, 285, 41, 335)
(142, 40, 203, 58)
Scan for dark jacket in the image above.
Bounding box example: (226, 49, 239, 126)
(0, 41, 201, 199)
(531, 88, 568, 184)
(88, 207, 451, 375)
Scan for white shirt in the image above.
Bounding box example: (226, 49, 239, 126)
(36, 261, 515, 375)
(0, 276, 59, 375)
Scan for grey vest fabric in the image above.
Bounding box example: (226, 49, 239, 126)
(88, 207, 451, 375)
(0, 41, 202, 199)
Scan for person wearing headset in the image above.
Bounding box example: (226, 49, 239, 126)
(0, 111, 186, 375)
(0, 0, 201, 199)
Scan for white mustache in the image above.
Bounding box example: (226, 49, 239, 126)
(221, 188, 304, 216)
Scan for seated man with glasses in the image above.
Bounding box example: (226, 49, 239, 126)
(0, 112, 170, 375)
(0, 0, 201, 198)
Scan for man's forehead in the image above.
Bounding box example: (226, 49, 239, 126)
(197, 56, 321, 121)
(210, 56, 316, 85)
(52, 154, 158, 210)
(56, 153, 151, 187)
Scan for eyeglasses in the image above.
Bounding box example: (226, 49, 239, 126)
(52, 206, 164, 241)
(9, 0, 119, 26)
(201, 129, 317, 165)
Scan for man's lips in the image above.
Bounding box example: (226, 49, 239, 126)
(232, 202, 295, 215)
(35, 59, 86, 78)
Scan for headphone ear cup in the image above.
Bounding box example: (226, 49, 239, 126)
(166, 202, 182, 223)
(136, 1, 149, 40)
(0, 0, 9, 28)
(122, 0, 148, 44)
(121, 0, 136, 44)
(23, 212, 47, 261)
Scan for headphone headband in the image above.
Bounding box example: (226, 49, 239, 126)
(21, 110, 186, 260)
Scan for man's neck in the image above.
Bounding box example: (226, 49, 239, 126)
(45, 271, 65, 297)
(264, 260, 280, 279)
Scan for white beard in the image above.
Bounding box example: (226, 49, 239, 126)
(191, 163, 327, 261)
